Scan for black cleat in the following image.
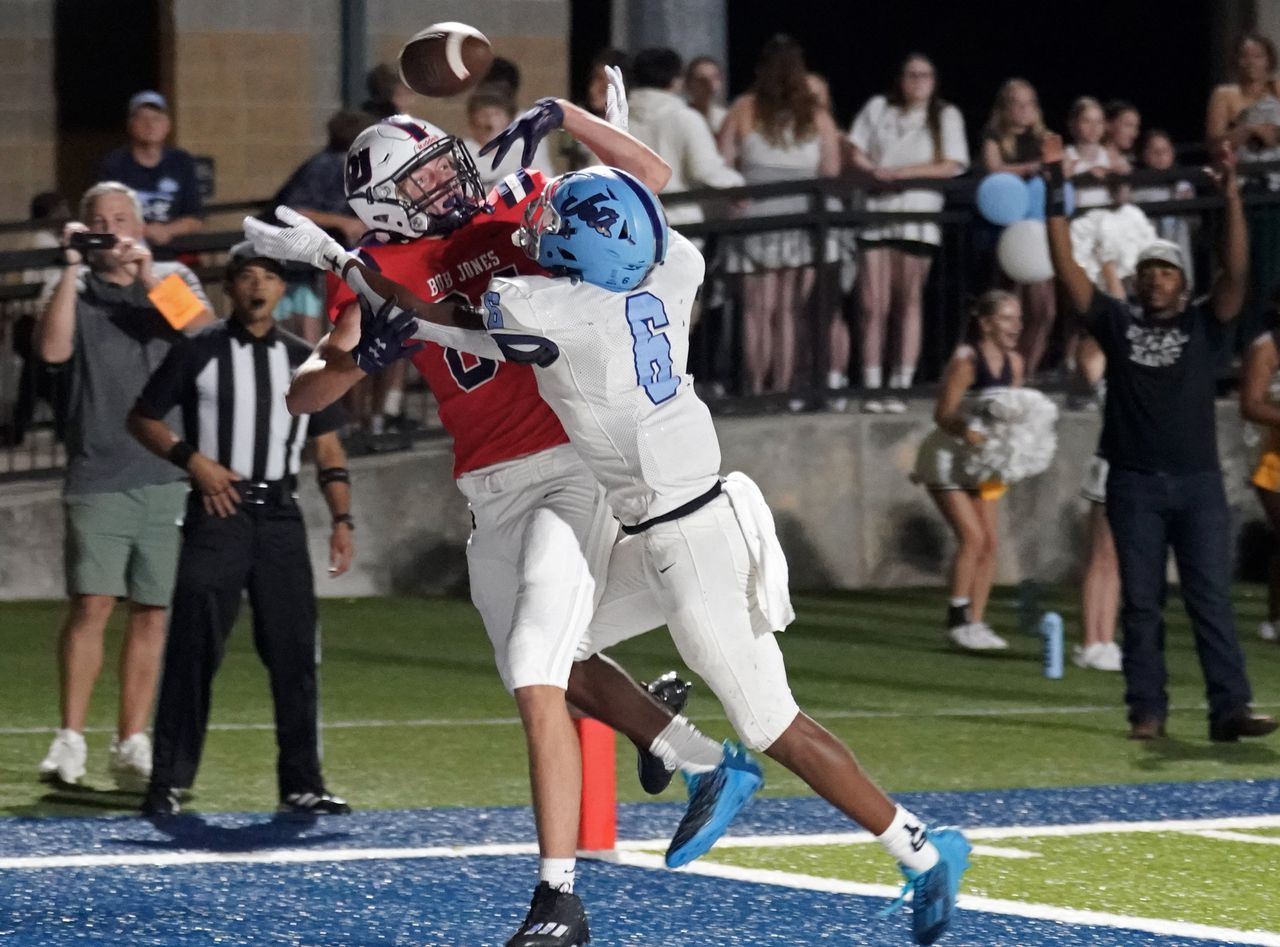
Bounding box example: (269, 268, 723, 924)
(141, 785, 182, 818)
(279, 791, 352, 815)
(637, 672, 692, 795)
(506, 882, 590, 946)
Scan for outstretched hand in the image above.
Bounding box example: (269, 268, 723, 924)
(243, 206, 354, 275)
(478, 97, 565, 170)
(604, 65, 628, 130)
(351, 294, 423, 374)
(1206, 139, 1239, 192)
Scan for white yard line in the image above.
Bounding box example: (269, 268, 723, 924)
(612, 851, 1280, 947)
(1182, 829, 1280, 846)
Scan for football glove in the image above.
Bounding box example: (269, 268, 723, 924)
(478, 97, 564, 170)
(604, 64, 629, 130)
(351, 294, 423, 374)
(243, 206, 355, 276)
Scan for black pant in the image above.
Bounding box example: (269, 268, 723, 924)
(1106, 468, 1253, 725)
(151, 493, 322, 798)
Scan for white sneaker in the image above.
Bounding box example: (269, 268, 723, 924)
(881, 397, 907, 414)
(862, 399, 885, 414)
(109, 732, 152, 791)
(1073, 642, 1122, 671)
(949, 623, 1009, 651)
(1261, 622, 1278, 642)
(39, 729, 86, 784)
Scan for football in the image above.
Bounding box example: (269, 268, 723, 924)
(398, 22, 494, 98)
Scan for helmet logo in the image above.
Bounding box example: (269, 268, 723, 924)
(559, 192, 622, 240)
(345, 148, 373, 192)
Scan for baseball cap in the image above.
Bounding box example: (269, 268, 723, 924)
(1135, 239, 1187, 275)
(225, 240, 284, 280)
(128, 90, 169, 116)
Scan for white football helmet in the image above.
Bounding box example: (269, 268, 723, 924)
(344, 115, 487, 240)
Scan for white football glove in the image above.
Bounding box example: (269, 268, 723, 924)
(604, 64, 629, 131)
(242, 206, 355, 275)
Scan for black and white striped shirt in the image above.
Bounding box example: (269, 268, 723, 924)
(135, 319, 344, 481)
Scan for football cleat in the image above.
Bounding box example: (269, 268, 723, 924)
(279, 791, 352, 816)
(883, 826, 972, 945)
(665, 741, 763, 868)
(636, 672, 692, 795)
(506, 882, 590, 947)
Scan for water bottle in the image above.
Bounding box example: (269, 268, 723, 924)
(1039, 611, 1064, 679)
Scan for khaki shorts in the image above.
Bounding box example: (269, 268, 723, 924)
(64, 482, 189, 606)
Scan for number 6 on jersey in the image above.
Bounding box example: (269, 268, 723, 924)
(626, 291, 679, 404)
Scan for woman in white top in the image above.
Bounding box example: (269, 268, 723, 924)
(1065, 96, 1130, 210)
(847, 54, 969, 412)
(718, 36, 841, 396)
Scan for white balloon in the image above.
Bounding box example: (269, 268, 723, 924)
(997, 219, 1054, 283)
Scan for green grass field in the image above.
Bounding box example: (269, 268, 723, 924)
(2, 585, 1278, 818)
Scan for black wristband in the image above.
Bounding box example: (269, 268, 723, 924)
(167, 441, 196, 470)
(1043, 160, 1067, 217)
(332, 513, 355, 530)
(318, 466, 350, 488)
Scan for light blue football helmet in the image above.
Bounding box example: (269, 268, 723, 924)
(513, 166, 668, 292)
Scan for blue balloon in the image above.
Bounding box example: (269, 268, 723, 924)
(976, 172, 1029, 226)
(1024, 176, 1075, 219)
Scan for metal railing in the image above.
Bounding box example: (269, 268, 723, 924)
(3, 160, 1278, 479)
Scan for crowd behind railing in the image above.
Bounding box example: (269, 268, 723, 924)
(7, 31, 1280, 474)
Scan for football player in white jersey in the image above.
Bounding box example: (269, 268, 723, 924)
(248, 167, 973, 945)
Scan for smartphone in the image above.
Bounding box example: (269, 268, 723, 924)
(68, 232, 118, 252)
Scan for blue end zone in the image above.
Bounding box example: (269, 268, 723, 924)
(2, 780, 1279, 945)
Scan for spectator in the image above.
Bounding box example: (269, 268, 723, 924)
(685, 55, 729, 135)
(362, 63, 416, 120)
(718, 35, 841, 398)
(462, 88, 555, 189)
(97, 92, 203, 247)
(32, 182, 213, 788)
(1065, 96, 1129, 210)
(1206, 32, 1280, 341)
(269, 109, 373, 342)
(981, 78, 1055, 379)
(6, 193, 72, 447)
(1240, 288, 1280, 643)
(482, 56, 522, 99)
(127, 244, 354, 817)
(1130, 129, 1196, 291)
(913, 290, 1024, 651)
(1104, 99, 1142, 165)
(628, 47, 745, 228)
(1044, 131, 1275, 742)
(848, 53, 969, 412)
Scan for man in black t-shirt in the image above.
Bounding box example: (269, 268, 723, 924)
(97, 91, 203, 248)
(1044, 132, 1275, 743)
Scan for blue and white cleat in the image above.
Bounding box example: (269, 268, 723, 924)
(664, 741, 763, 868)
(882, 826, 972, 945)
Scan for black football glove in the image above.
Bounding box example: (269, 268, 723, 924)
(478, 97, 565, 170)
(351, 295, 423, 374)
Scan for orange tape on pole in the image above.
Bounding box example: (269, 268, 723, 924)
(576, 717, 617, 852)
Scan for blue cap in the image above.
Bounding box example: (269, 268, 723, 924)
(128, 90, 168, 116)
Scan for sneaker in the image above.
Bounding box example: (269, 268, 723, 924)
(279, 791, 352, 815)
(665, 741, 763, 868)
(948, 623, 1008, 651)
(506, 882, 590, 947)
(1261, 622, 1278, 642)
(1073, 642, 1122, 672)
(109, 732, 152, 792)
(141, 784, 182, 818)
(636, 672, 692, 795)
(862, 399, 886, 414)
(38, 729, 86, 785)
(827, 395, 849, 412)
(884, 826, 972, 946)
(786, 397, 807, 413)
(881, 397, 908, 414)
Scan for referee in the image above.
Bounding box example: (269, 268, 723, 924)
(127, 243, 356, 816)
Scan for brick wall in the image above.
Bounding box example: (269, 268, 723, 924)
(0, 0, 56, 222)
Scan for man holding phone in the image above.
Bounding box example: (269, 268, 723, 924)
(33, 182, 214, 791)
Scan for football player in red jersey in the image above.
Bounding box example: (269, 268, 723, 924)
(263, 88, 751, 947)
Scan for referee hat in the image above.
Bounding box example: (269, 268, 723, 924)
(226, 240, 285, 280)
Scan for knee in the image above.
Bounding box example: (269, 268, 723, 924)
(67, 595, 114, 633)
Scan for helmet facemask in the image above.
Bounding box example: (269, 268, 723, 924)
(352, 135, 487, 238)
(512, 185, 567, 267)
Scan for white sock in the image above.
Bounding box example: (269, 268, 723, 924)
(827, 370, 847, 390)
(862, 366, 883, 390)
(948, 596, 970, 608)
(889, 366, 915, 389)
(539, 857, 576, 893)
(649, 716, 722, 775)
(877, 805, 940, 873)
(382, 388, 404, 417)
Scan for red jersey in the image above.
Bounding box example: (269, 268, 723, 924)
(328, 169, 568, 477)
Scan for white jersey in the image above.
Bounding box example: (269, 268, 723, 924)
(484, 232, 721, 526)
